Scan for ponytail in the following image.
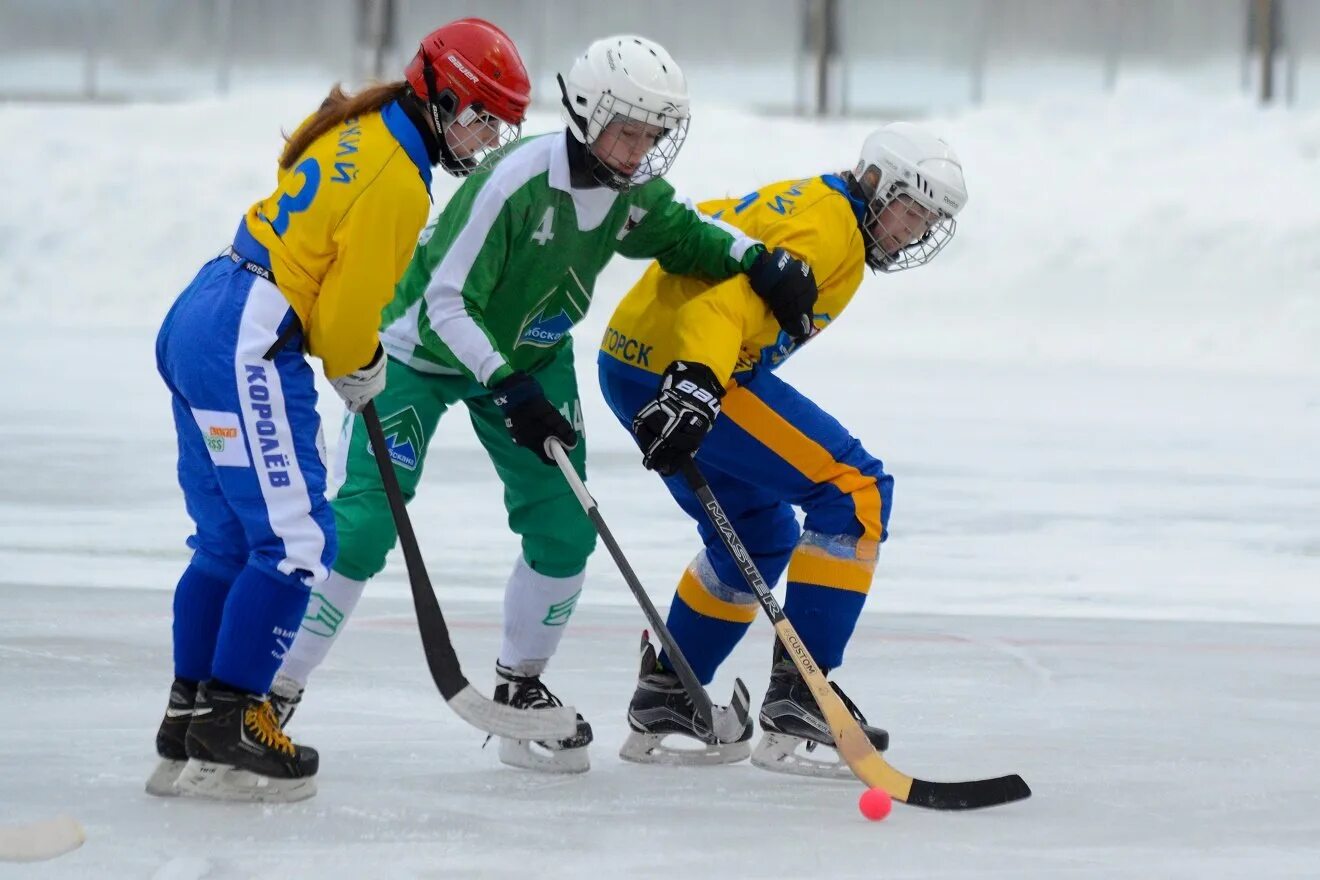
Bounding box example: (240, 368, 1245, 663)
(279, 80, 408, 169)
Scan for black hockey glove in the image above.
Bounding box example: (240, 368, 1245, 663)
(632, 360, 725, 476)
(491, 371, 576, 466)
(746, 247, 818, 345)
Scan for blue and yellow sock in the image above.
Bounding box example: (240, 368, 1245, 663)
(660, 566, 759, 685)
(782, 540, 875, 670)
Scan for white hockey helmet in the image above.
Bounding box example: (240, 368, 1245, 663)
(851, 122, 968, 272)
(557, 35, 691, 190)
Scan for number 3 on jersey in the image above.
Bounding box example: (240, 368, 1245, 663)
(268, 157, 322, 236)
(532, 207, 555, 246)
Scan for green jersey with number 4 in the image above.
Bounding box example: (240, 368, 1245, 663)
(379, 131, 764, 386)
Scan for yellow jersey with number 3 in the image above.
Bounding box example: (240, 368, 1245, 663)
(238, 101, 432, 379)
(601, 174, 866, 384)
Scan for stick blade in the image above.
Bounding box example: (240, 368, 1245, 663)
(0, 815, 86, 863)
(905, 774, 1033, 811)
(447, 685, 579, 740)
(835, 729, 1032, 811)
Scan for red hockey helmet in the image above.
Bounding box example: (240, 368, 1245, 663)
(405, 19, 531, 174)
(403, 18, 528, 174)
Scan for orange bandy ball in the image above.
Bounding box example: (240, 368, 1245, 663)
(858, 787, 892, 821)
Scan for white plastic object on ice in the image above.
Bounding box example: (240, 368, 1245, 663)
(0, 814, 86, 862)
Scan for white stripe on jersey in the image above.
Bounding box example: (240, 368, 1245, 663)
(234, 278, 328, 584)
(329, 409, 353, 497)
(682, 197, 761, 261)
(413, 137, 557, 385)
(380, 297, 425, 363)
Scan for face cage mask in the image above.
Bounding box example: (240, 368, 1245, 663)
(439, 105, 521, 176)
(584, 95, 689, 191)
(862, 187, 957, 273)
(421, 52, 521, 177)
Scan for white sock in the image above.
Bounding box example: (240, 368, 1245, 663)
(276, 570, 368, 688)
(498, 557, 585, 676)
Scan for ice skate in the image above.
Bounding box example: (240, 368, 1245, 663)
(174, 682, 319, 802)
(145, 677, 196, 796)
(493, 663, 592, 774)
(752, 643, 889, 779)
(619, 634, 751, 765)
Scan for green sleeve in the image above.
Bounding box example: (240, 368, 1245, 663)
(614, 179, 764, 280)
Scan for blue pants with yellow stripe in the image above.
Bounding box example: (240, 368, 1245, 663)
(599, 356, 893, 684)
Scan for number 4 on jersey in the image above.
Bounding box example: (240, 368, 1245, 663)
(532, 207, 555, 246)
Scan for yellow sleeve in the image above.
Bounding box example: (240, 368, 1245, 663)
(311, 156, 429, 379)
(672, 278, 767, 385)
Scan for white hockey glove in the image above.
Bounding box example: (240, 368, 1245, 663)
(632, 360, 724, 476)
(330, 344, 386, 413)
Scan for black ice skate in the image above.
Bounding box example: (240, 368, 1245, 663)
(174, 681, 319, 802)
(619, 634, 752, 766)
(145, 677, 196, 796)
(269, 673, 304, 728)
(493, 662, 592, 774)
(753, 643, 889, 779)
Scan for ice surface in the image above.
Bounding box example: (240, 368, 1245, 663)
(2, 80, 1319, 877)
(2, 589, 1319, 878)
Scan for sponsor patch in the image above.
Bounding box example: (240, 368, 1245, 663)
(369, 405, 424, 471)
(518, 307, 574, 348)
(191, 409, 250, 468)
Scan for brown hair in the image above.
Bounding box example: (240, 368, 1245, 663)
(279, 80, 410, 169)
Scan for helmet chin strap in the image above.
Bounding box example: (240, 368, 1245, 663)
(563, 133, 606, 189)
(395, 86, 438, 161)
(421, 51, 476, 175)
(842, 171, 885, 270)
(557, 74, 589, 143)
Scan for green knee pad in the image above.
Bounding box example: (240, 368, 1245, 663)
(330, 488, 400, 582)
(521, 508, 597, 579)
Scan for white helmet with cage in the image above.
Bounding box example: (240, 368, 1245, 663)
(557, 35, 691, 190)
(851, 122, 968, 272)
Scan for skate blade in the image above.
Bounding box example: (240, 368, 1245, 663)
(619, 731, 751, 766)
(750, 731, 854, 780)
(175, 758, 317, 803)
(144, 757, 186, 797)
(497, 737, 590, 774)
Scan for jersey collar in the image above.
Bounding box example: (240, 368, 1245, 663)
(381, 100, 434, 194)
(822, 173, 866, 224)
(549, 130, 618, 231)
(548, 130, 579, 193)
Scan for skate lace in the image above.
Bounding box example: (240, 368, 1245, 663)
(512, 677, 563, 710)
(244, 701, 296, 757)
(830, 682, 869, 724)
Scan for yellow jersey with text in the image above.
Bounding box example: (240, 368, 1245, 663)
(237, 101, 432, 378)
(600, 175, 866, 384)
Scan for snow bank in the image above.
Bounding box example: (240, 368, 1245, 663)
(2, 77, 1316, 375)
